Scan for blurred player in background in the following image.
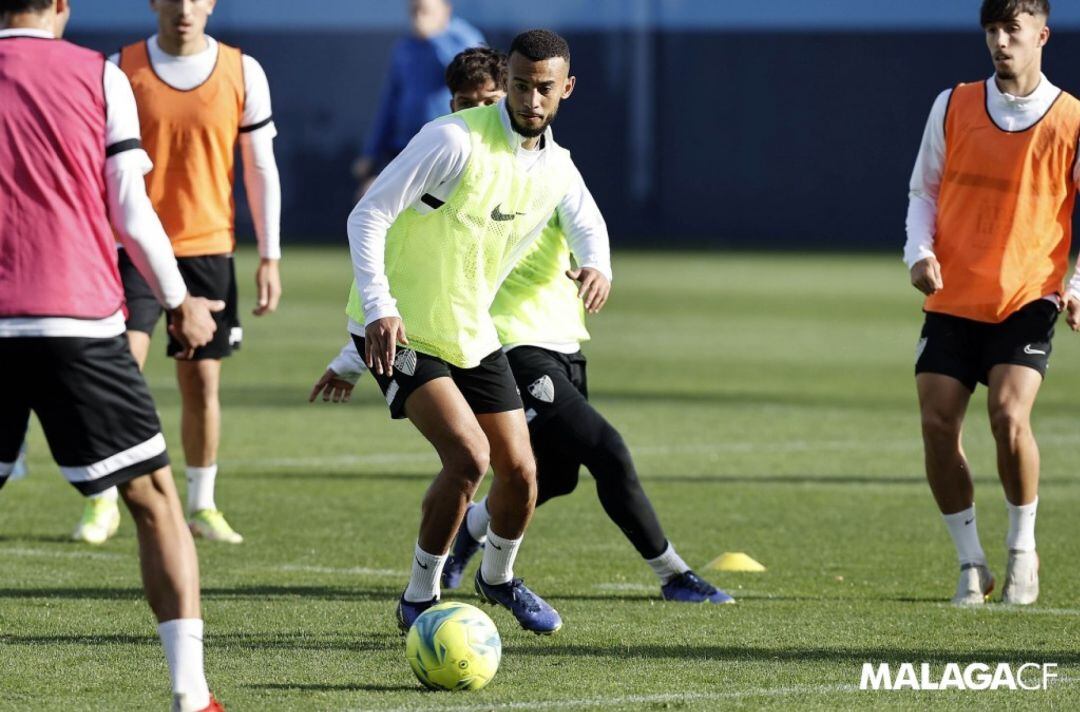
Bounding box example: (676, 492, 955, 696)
(344, 30, 609, 635)
(75, 0, 284, 545)
(905, 0, 1080, 606)
(0, 1, 224, 708)
(351, 0, 484, 195)
(313, 47, 733, 605)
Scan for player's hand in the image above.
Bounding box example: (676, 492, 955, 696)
(910, 257, 943, 296)
(168, 295, 225, 360)
(566, 267, 611, 314)
(308, 369, 355, 403)
(1066, 295, 1080, 332)
(365, 316, 408, 376)
(253, 258, 282, 316)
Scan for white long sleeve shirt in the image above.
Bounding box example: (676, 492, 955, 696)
(904, 73, 1080, 300)
(109, 35, 282, 259)
(346, 98, 612, 336)
(0, 28, 186, 338)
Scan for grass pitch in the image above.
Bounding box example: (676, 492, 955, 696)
(3, 248, 1080, 710)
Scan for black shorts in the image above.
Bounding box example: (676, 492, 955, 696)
(120, 249, 242, 360)
(505, 346, 589, 428)
(915, 299, 1058, 391)
(351, 336, 522, 419)
(0, 336, 169, 495)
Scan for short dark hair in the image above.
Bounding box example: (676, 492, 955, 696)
(445, 47, 507, 95)
(981, 0, 1050, 25)
(508, 29, 570, 65)
(0, 0, 54, 12)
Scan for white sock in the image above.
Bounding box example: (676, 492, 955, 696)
(186, 465, 218, 514)
(403, 543, 447, 603)
(645, 542, 690, 583)
(466, 498, 490, 542)
(89, 486, 119, 503)
(480, 527, 522, 586)
(157, 618, 210, 709)
(943, 505, 987, 566)
(1006, 497, 1038, 552)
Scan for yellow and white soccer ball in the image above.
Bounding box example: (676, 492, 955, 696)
(405, 601, 502, 691)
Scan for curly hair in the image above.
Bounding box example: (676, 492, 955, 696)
(508, 29, 570, 64)
(445, 47, 508, 95)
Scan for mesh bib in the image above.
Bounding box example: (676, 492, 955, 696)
(348, 103, 573, 367)
(492, 214, 589, 346)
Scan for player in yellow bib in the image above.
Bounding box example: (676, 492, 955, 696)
(316, 47, 733, 605)
(343, 31, 609, 634)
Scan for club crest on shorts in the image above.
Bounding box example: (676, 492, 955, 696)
(528, 375, 555, 403)
(915, 337, 928, 364)
(394, 349, 417, 376)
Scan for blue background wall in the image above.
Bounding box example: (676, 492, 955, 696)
(64, 2, 1080, 248)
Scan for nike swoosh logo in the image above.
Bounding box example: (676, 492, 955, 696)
(1023, 345, 1047, 355)
(490, 542, 503, 550)
(490, 204, 525, 222)
(415, 557, 429, 570)
(964, 518, 974, 526)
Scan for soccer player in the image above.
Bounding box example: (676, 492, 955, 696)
(345, 30, 610, 634)
(905, 0, 1080, 606)
(78, 0, 284, 545)
(0, 1, 224, 708)
(313, 47, 733, 604)
(351, 0, 484, 195)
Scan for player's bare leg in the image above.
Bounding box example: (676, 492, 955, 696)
(987, 364, 1042, 604)
(119, 466, 214, 709)
(177, 358, 239, 543)
(127, 329, 153, 370)
(394, 378, 489, 628)
(917, 372, 992, 604)
(471, 409, 560, 633)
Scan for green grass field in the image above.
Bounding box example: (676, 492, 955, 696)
(3, 248, 1080, 710)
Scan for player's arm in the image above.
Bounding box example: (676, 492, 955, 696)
(309, 340, 368, 403)
(556, 166, 613, 313)
(102, 62, 221, 358)
(905, 89, 951, 296)
(239, 55, 282, 317)
(1063, 143, 1080, 330)
(348, 118, 471, 375)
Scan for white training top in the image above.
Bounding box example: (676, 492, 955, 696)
(904, 73, 1080, 300)
(347, 98, 612, 338)
(109, 35, 282, 260)
(0, 28, 186, 339)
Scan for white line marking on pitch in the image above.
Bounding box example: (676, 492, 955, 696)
(274, 564, 401, 578)
(362, 683, 861, 712)
(0, 546, 125, 561)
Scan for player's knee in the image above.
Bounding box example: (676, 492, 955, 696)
(920, 409, 962, 442)
(441, 439, 490, 484)
(119, 470, 171, 521)
(591, 425, 636, 482)
(989, 407, 1030, 444)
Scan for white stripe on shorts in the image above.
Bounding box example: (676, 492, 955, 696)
(58, 433, 166, 483)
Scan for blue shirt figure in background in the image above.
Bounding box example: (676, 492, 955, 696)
(353, 0, 485, 195)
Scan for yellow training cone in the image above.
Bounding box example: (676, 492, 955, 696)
(707, 552, 766, 573)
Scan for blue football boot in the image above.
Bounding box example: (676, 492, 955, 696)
(442, 506, 485, 590)
(661, 571, 735, 604)
(474, 571, 562, 634)
(396, 594, 438, 634)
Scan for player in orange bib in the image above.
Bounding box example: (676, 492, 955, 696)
(75, 0, 284, 545)
(904, 0, 1080, 607)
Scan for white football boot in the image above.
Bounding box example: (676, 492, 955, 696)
(952, 562, 995, 606)
(1002, 549, 1039, 605)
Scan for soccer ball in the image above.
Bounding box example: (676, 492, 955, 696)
(405, 601, 502, 691)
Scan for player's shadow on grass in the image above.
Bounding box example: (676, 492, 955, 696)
(644, 473, 925, 486)
(246, 683, 416, 693)
(504, 643, 1080, 666)
(0, 534, 84, 544)
(3, 631, 401, 655)
(235, 470, 435, 483)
